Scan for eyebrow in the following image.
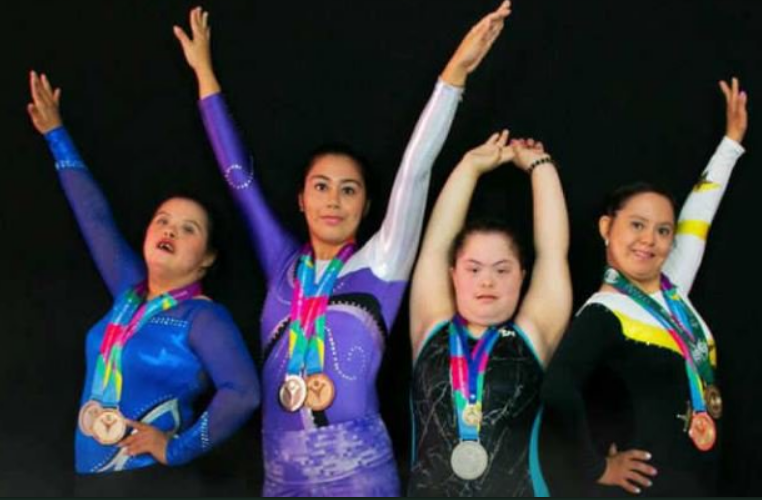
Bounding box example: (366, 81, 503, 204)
(155, 212, 205, 232)
(309, 174, 363, 186)
(465, 259, 514, 266)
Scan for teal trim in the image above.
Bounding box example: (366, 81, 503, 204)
(530, 407, 550, 497)
(511, 322, 545, 371)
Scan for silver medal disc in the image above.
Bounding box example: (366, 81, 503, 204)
(451, 441, 489, 480)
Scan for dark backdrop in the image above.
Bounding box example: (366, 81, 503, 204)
(1, 0, 760, 496)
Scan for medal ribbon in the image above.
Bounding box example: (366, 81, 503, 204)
(286, 243, 355, 378)
(449, 315, 502, 441)
(91, 281, 203, 406)
(604, 268, 715, 412)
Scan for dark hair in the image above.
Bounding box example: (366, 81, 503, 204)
(300, 142, 373, 200)
(449, 218, 526, 269)
(602, 183, 678, 220)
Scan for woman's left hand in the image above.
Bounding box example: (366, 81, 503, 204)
(720, 77, 748, 144)
(119, 420, 172, 465)
(442, 1, 512, 87)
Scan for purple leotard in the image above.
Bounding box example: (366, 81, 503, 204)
(199, 80, 463, 496)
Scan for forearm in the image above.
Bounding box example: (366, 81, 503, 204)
(45, 127, 143, 295)
(367, 79, 462, 280)
(195, 66, 221, 99)
(664, 136, 745, 293)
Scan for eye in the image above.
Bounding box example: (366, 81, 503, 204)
(342, 186, 357, 196)
(467, 266, 480, 275)
(182, 225, 197, 235)
(658, 226, 673, 237)
(497, 267, 510, 275)
(155, 217, 168, 226)
(314, 182, 329, 192)
(631, 221, 644, 231)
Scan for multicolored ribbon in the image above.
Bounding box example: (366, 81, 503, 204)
(90, 281, 203, 406)
(604, 268, 715, 412)
(449, 315, 502, 441)
(286, 243, 355, 378)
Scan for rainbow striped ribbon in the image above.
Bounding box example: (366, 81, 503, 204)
(286, 243, 355, 378)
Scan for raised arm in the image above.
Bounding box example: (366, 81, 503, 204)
(27, 71, 144, 297)
(122, 304, 260, 466)
(352, 1, 513, 281)
(512, 140, 572, 367)
(410, 132, 514, 356)
(663, 78, 747, 295)
(175, 8, 297, 280)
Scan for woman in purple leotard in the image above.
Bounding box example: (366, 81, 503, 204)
(174, 2, 513, 496)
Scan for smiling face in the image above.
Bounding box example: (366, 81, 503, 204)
(298, 153, 368, 253)
(600, 192, 676, 290)
(142, 197, 216, 283)
(451, 231, 525, 331)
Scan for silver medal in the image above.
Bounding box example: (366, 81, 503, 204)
(451, 441, 489, 480)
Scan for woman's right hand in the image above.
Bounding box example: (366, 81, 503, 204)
(598, 444, 658, 495)
(461, 130, 514, 175)
(174, 7, 221, 98)
(174, 7, 213, 74)
(27, 71, 63, 135)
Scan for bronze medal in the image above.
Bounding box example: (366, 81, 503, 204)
(279, 375, 307, 412)
(78, 401, 103, 437)
(91, 408, 128, 446)
(688, 412, 717, 452)
(304, 373, 336, 412)
(462, 405, 483, 428)
(705, 385, 723, 420)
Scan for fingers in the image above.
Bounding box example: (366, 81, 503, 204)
(173, 25, 192, 48)
(719, 80, 731, 102)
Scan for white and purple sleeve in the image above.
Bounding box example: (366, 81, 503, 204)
(347, 80, 463, 281)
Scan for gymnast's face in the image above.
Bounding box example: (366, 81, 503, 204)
(143, 198, 216, 282)
(299, 154, 368, 251)
(600, 192, 675, 291)
(451, 232, 525, 333)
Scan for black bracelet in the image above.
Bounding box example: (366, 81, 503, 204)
(527, 156, 556, 175)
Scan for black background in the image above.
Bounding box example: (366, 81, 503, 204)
(1, 0, 761, 495)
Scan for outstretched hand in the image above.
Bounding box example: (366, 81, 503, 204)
(442, 1, 512, 87)
(27, 71, 63, 135)
(461, 130, 514, 174)
(720, 77, 748, 144)
(174, 6, 213, 74)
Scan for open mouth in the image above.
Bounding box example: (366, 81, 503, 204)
(157, 240, 176, 254)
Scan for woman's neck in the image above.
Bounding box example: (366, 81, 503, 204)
(311, 238, 351, 261)
(147, 274, 198, 301)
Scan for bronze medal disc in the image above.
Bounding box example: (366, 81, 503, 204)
(304, 373, 336, 412)
(91, 408, 128, 446)
(279, 375, 307, 412)
(705, 385, 723, 420)
(78, 401, 103, 437)
(462, 405, 483, 428)
(688, 412, 717, 452)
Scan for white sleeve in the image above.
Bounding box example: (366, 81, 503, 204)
(664, 137, 745, 294)
(344, 79, 463, 281)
